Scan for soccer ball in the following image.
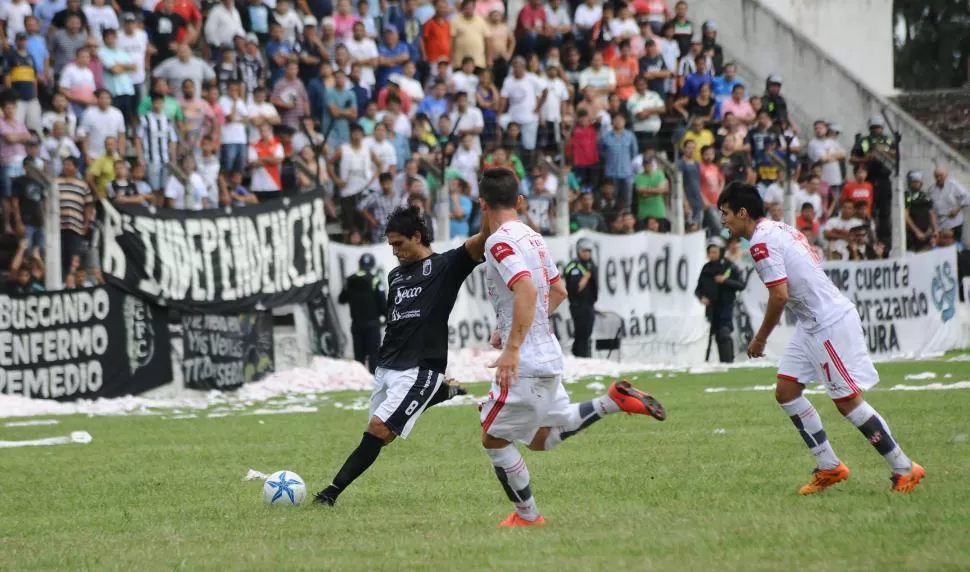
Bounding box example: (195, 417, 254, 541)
(263, 470, 307, 506)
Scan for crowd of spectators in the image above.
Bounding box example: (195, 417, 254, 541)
(1, 0, 969, 294)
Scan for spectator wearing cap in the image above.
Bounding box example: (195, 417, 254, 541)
(238, 33, 267, 98)
(903, 171, 936, 252)
(98, 28, 138, 125)
(452, 0, 491, 71)
(638, 39, 674, 97)
(669, 0, 694, 55)
(762, 73, 790, 124)
(377, 26, 409, 92)
(153, 43, 216, 100)
(929, 167, 970, 242)
(6, 31, 42, 134)
(851, 115, 896, 243)
(807, 120, 845, 206)
(117, 13, 149, 101)
(205, 0, 245, 59)
(701, 19, 723, 74)
(146, 0, 191, 67)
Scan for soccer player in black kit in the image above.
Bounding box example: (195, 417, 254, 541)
(314, 205, 492, 506)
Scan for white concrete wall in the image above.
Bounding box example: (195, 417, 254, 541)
(760, 0, 895, 96)
(693, 0, 970, 191)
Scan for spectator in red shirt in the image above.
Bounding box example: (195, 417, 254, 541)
(842, 164, 874, 217)
(515, 0, 549, 58)
(422, 0, 451, 66)
(565, 109, 600, 189)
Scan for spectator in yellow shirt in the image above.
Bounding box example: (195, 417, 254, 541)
(680, 116, 714, 161)
(86, 135, 121, 199)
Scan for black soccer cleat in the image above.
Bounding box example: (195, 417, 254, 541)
(312, 491, 336, 506)
(444, 378, 468, 399)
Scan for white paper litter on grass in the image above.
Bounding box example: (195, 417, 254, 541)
(4, 419, 59, 428)
(0, 431, 92, 449)
(903, 372, 937, 381)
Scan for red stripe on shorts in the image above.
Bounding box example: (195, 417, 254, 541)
(777, 374, 799, 382)
(482, 385, 509, 432)
(823, 340, 862, 396)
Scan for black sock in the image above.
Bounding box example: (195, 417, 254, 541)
(321, 432, 384, 500)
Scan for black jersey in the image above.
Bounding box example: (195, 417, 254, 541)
(377, 245, 481, 373)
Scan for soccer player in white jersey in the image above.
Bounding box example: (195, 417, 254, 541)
(717, 182, 925, 494)
(477, 168, 667, 527)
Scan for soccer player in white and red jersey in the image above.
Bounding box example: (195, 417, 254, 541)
(477, 168, 667, 528)
(717, 182, 925, 494)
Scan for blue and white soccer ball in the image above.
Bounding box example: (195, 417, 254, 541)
(263, 470, 307, 506)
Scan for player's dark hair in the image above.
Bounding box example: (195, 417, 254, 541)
(480, 168, 520, 209)
(386, 206, 432, 246)
(717, 181, 766, 219)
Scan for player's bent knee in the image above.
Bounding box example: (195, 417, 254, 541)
(366, 417, 395, 445)
(482, 432, 510, 449)
(527, 428, 551, 451)
(775, 378, 803, 404)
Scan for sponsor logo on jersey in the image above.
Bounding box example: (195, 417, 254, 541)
(750, 243, 769, 262)
(490, 242, 515, 263)
(394, 286, 423, 305)
(422, 259, 432, 276)
(389, 308, 422, 322)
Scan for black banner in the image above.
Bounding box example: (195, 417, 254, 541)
(181, 313, 275, 390)
(0, 286, 171, 401)
(305, 284, 345, 358)
(99, 191, 330, 313)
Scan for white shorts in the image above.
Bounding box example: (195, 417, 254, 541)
(479, 376, 571, 444)
(777, 311, 879, 402)
(370, 366, 443, 439)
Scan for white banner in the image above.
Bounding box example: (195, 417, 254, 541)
(739, 246, 964, 360)
(327, 231, 710, 365)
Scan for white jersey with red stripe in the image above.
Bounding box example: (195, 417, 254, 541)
(485, 220, 564, 378)
(749, 218, 855, 333)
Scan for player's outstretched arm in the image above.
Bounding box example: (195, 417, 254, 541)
(748, 282, 789, 358)
(463, 208, 494, 261)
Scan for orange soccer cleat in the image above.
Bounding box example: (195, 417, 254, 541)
(798, 462, 850, 495)
(608, 380, 667, 421)
(498, 513, 546, 528)
(891, 462, 926, 493)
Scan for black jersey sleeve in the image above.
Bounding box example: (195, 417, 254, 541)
(444, 244, 482, 286)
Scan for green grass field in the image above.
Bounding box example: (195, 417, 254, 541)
(3, 359, 970, 571)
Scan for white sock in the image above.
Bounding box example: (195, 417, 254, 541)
(485, 445, 539, 520)
(844, 402, 913, 474)
(543, 399, 607, 450)
(780, 397, 841, 470)
(593, 394, 621, 415)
